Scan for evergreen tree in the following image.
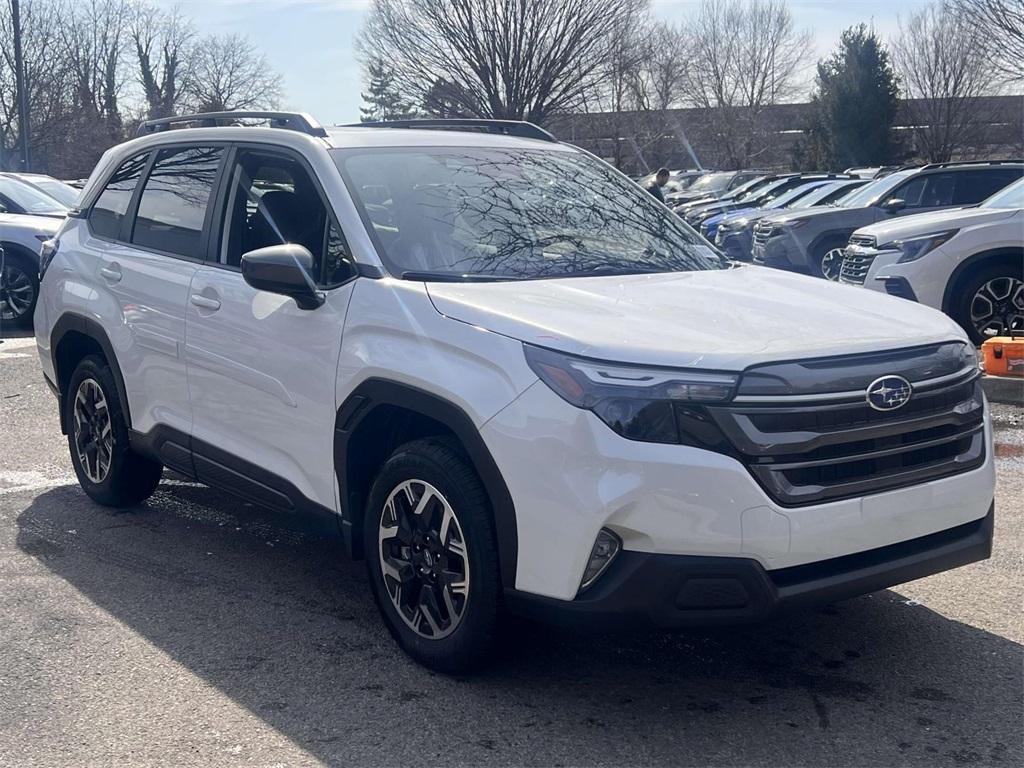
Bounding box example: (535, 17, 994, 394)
(801, 25, 902, 170)
(359, 57, 413, 122)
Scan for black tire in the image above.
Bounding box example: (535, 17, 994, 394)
(65, 355, 163, 507)
(363, 437, 501, 673)
(0, 251, 39, 327)
(951, 261, 1024, 345)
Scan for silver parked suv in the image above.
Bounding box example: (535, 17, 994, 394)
(752, 161, 1023, 279)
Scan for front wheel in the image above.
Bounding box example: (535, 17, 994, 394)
(364, 438, 501, 673)
(953, 265, 1024, 344)
(65, 355, 163, 507)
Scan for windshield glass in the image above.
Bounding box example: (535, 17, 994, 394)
(837, 170, 916, 208)
(793, 180, 864, 209)
(686, 172, 733, 193)
(764, 182, 826, 209)
(30, 178, 79, 207)
(982, 177, 1024, 209)
(334, 147, 722, 280)
(0, 175, 67, 215)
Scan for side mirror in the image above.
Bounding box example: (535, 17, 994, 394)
(882, 198, 906, 212)
(241, 244, 324, 310)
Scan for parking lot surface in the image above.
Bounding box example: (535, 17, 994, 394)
(1, 330, 1021, 767)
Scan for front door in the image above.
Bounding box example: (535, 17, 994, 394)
(185, 146, 357, 512)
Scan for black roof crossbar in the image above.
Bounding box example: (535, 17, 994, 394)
(137, 111, 328, 138)
(346, 119, 557, 143)
(920, 159, 1023, 170)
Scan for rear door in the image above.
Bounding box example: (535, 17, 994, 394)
(85, 144, 225, 442)
(184, 145, 358, 513)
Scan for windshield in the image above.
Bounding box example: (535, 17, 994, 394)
(793, 180, 864, 209)
(0, 175, 67, 215)
(764, 182, 827, 209)
(982, 177, 1024, 209)
(837, 170, 916, 209)
(686, 172, 734, 193)
(334, 147, 722, 280)
(30, 177, 79, 207)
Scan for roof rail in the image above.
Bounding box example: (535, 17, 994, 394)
(345, 119, 557, 143)
(137, 111, 328, 138)
(920, 159, 1023, 170)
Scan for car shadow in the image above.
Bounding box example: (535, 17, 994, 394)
(15, 480, 1022, 766)
(0, 324, 34, 340)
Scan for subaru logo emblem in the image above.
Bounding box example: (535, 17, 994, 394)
(866, 375, 913, 411)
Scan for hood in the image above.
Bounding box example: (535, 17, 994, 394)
(854, 206, 1017, 242)
(0, 211, 63, 235)
(765, 205, 867, 228)
(427, 267, 968, 371)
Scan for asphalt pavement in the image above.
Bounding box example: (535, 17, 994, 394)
(1, 329, 1021, 767)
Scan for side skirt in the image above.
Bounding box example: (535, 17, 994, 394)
(129, 426, 344, 541)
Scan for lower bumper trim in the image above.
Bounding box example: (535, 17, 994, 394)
(505, 503, 994, 629)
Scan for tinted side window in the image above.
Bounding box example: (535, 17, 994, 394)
(219, 149, 355, 285)
(955, 169, 1023, 204)
(132, 146, 223, 258)
(89, 153, 149, 239)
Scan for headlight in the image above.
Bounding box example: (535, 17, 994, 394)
(881, 229, 959, 263)
(523, 344, 738, 444)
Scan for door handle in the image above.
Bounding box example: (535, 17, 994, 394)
(190, 293, 221, 311)
(99, 265, 122, 283)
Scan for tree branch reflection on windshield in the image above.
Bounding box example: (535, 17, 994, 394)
(335, 147, 721, 281)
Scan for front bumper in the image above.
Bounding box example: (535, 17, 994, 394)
(506, 503, 994, 629)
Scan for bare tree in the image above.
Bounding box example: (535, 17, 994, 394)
(0, 0, 73, 169)
(130, 2, 195, 120)
(185, 33, 282, 113)
(680, 0, 811, 169)
(946, 0, 1024, 83)
(358, 0, 649, 124)
(636, 22, 688, 112)
(894, 5, 998, 162)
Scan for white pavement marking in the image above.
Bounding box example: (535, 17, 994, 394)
(0, 337, 37, 352)
(0, 470, 76, 496)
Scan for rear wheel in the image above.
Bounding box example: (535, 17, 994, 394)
(364, 438, 500, 673)
(952, 263, 1024, 344)
(0, 254, 38, 326)
(65, 355, 163, 507)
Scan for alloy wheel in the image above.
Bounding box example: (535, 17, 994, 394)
(820, 248, 845, 281)
(0, 263, 35, 321)
(72, 378, 114, 484)
(970, 276, 1024, 338)
(378, 479, 470, 640)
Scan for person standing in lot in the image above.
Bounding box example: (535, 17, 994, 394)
(646, 167, 670, 203)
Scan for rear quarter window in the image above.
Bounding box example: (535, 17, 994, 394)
(88, 153, 149, 239)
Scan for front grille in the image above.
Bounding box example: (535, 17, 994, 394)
(839, 248, 876, 284)
(849, 234, 876, 248)
(753, 222, 774, 248)
(706, 373, 985, 506)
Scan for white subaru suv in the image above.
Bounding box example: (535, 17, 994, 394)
(840, 177, 1024, 343)
(34, 112, 995, 672)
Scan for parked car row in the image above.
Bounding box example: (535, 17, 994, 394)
(657, 161, 1022, 343)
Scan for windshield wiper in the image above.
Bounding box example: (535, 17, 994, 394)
(400, 270, 517, 282)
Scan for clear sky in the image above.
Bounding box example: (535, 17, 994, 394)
(156, 0, 934, 125)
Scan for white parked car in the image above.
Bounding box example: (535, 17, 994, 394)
(34, 112, 995, 671)
(841, 177, 1024, 343)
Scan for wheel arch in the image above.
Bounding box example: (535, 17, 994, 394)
(0, 240, 41, 265)
(334, 378, 518, 588)
(50, 313, 131, 435)
(942, 247, 1024, 314)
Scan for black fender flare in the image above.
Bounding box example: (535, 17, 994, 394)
(50, 313, 132, 434)
(941, 247, 1024, 314)
(334, 378, 518, 588)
